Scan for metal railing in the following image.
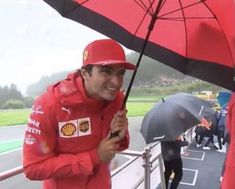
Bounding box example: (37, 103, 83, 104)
(0, 128, 194, 189)
(0, 142, 165, 189)
(111, 141, 166, 189)
(0, 166, 23, 181)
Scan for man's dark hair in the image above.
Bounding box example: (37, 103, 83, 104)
(82, 64, 93, 75)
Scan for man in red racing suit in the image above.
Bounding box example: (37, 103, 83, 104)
(23, 39, 136, 189)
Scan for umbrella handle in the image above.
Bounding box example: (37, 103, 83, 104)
(109, 131, 120, 139)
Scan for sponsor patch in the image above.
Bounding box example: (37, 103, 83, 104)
(78, 118, 91, 136)
(61, 122, 76, 137)
(28, 118, 40, 127)
(58, 118, 91, 138)
(26, 126, 41, 135)
(24, 134, 36, 145)
(61, 107, 71, 114)
(31, 105, 44, 115)
(59, 119, 78, 138)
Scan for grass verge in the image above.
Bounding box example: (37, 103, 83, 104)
(0, 109, 30, 127)
(0, 100, 158, 127)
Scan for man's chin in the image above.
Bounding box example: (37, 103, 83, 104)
(103, 94, 116, 101)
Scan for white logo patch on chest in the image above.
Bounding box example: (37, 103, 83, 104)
(59, 118, 91, 138)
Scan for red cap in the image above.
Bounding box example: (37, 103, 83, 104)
(82, 39, 136, 70)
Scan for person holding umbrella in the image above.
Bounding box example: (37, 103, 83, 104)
(22, 39, 136, 189)
(160, 135, 188, 189)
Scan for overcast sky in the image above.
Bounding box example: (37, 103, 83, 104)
(1, 0, 132, 94)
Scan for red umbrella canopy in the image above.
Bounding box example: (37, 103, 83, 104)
(43, 0, 235, 90)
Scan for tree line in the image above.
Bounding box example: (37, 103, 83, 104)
(0, 53, 224, 109)
(0, 84, 33, 109)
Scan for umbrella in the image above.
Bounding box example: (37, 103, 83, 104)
(42, 0, 235, 97)
(140, 92, 216, 143)
(216, 91, 232, 108)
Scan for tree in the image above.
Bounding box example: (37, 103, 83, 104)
(0, 84, 24, 108)
(9, 84, 24, 101)
(1, 99, 25, 109)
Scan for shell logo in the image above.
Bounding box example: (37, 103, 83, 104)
(61, 123, 76, 136)
(79, 120, 89, 132)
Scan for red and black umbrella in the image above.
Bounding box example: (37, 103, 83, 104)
(42, 0, 235, 95)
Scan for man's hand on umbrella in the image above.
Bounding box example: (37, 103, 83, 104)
(97, 135, 120, 162)
(110, 109, 128, 141)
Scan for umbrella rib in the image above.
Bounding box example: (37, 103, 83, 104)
(135, 0, 166, 16)
(134, 0, 149, 13)
(200, 1, 235, 67)
(130, 4, 151, 42)
(157, 0, 214, 20)
(135, 0, 156, 15)
(158, 17, 216, 21)
(132, 0, 168, 40)
(147, 0, 154, 15)
(130, 0, 158, 43)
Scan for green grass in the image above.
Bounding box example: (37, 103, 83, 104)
(127, 96, 163, 101)
(0, 109, 30, 126)
(127, 102, 155, 116)
(0, 100, 158, 127)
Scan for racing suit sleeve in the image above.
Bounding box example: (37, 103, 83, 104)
(222, 95, 235, 189)
(23, 96, 100, 180)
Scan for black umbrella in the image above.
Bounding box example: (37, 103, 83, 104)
(140, 92, 216, 143)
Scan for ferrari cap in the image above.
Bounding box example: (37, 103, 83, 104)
(82, 39, 136, 70)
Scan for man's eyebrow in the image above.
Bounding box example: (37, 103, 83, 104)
(98, 65, 126, 73)
(99, 65, 112, 69)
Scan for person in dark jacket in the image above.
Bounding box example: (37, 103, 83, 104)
(161, 136, 188, 189)
(216, 107, 227, 150)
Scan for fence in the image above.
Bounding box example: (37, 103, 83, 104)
(0, 128, 194, 189)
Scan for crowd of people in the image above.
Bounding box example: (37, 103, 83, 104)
(194, 106, 229, 152)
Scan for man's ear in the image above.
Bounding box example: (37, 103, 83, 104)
(80, 68, 89, 80)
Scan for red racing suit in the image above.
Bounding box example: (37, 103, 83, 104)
(23, 72, 129, 189)
(222, 93, 235, 189)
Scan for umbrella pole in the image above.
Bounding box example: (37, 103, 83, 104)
(121, 0, 164, 109)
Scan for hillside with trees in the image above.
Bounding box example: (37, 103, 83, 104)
(0, 52, 224, 109)
(0, 84, 33, 109)
(26, 52, 224, 97)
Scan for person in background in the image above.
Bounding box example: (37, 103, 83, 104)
(216, 106, 227, 151)
(221, 92, 235, 189)
(161, 135, 188, 189)
(23, 39, 136, 189)
(195, 117, 214, 150)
